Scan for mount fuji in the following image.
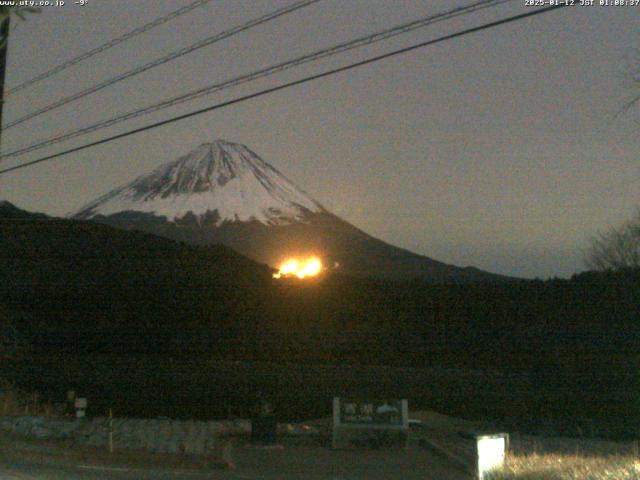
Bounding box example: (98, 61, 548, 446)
(73, 140, 504, 282)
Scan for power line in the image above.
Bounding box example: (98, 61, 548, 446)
(2, 0, 323, 130)
(0, 4, 568, 177)
(1, 0, 512, 160)
(6, 0, 216, 97)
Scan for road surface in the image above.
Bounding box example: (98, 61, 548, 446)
(0, 436, 471, 479)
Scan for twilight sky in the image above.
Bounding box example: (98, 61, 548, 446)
(0, 0, 638, 279)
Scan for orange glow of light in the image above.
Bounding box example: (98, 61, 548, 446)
(273, 257, 323, 279)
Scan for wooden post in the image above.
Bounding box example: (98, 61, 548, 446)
(108, 408, 114, 453)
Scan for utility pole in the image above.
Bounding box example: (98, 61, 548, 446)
(0, 8, 10, 149)
(0, 7, 40, 149)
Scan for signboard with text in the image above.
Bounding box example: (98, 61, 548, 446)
(339, 399, 404, 425)
(332, 397, 408, 449)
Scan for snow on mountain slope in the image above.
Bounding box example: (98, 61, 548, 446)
(73, 140, 325, 225)
(71, 139, 509, 282)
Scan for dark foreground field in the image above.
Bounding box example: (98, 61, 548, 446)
(2, 357, 532, 422)
(3, 205, 640, 441)
(5, 355, 637, 442)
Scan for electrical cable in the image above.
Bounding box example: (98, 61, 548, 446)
(6, 0, 217, 96)
(0, 4, 567, 177)
(1, 0, 512, 159)
(2, 0, 324, 130)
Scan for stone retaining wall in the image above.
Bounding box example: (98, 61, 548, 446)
(0, 416, 253, 454)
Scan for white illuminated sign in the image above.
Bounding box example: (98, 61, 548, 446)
(476, 434, 507, 480)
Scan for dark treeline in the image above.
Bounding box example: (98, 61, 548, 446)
(2, 202, 639, 438)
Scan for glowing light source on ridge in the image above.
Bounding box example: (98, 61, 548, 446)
(273, 257, 323, 279)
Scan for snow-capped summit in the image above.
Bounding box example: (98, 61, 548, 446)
(72, 139, 507, 282)
(73, 140, 325, 226)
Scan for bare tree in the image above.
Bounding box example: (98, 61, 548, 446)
(620, 47, 640, 115)
(0, 6, 40, 23)
(585, 210, 640, 271)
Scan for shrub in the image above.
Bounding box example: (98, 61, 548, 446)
(487, 453, 640, 480)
